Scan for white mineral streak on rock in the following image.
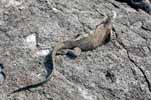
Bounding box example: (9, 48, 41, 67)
(36, 49, 50, 56)
(24, 34, 37, 48)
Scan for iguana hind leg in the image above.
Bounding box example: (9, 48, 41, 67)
(66, 47, 81, 58)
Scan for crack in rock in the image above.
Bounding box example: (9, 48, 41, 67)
(113, 31, 151, 93)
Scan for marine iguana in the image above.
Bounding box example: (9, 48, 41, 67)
(10, 11, 117, 94)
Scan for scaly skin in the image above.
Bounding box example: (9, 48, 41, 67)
(10, 11, 116, 94)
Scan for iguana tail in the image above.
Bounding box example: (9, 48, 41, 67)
(9, 42, 66, 94)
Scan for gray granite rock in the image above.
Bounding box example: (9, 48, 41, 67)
(0, 0, 151, 100)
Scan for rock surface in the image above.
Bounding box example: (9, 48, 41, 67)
(0, 0, 151, 100)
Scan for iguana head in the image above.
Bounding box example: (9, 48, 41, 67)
(96, 10, 117, 29)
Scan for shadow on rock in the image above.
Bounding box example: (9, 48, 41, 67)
(43, 52, 54, 78)
(116, 0, 151, 14)
(0, 64, 6, 81)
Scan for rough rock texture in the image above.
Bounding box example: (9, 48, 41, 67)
(0, 0, 151, 100)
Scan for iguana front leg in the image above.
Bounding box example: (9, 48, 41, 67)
(56, 47, 81, 59)
(66, 47, 82, 57)
(55, 47, 81, 65)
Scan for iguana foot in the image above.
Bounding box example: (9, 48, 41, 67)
(66, 47, 81, 58)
